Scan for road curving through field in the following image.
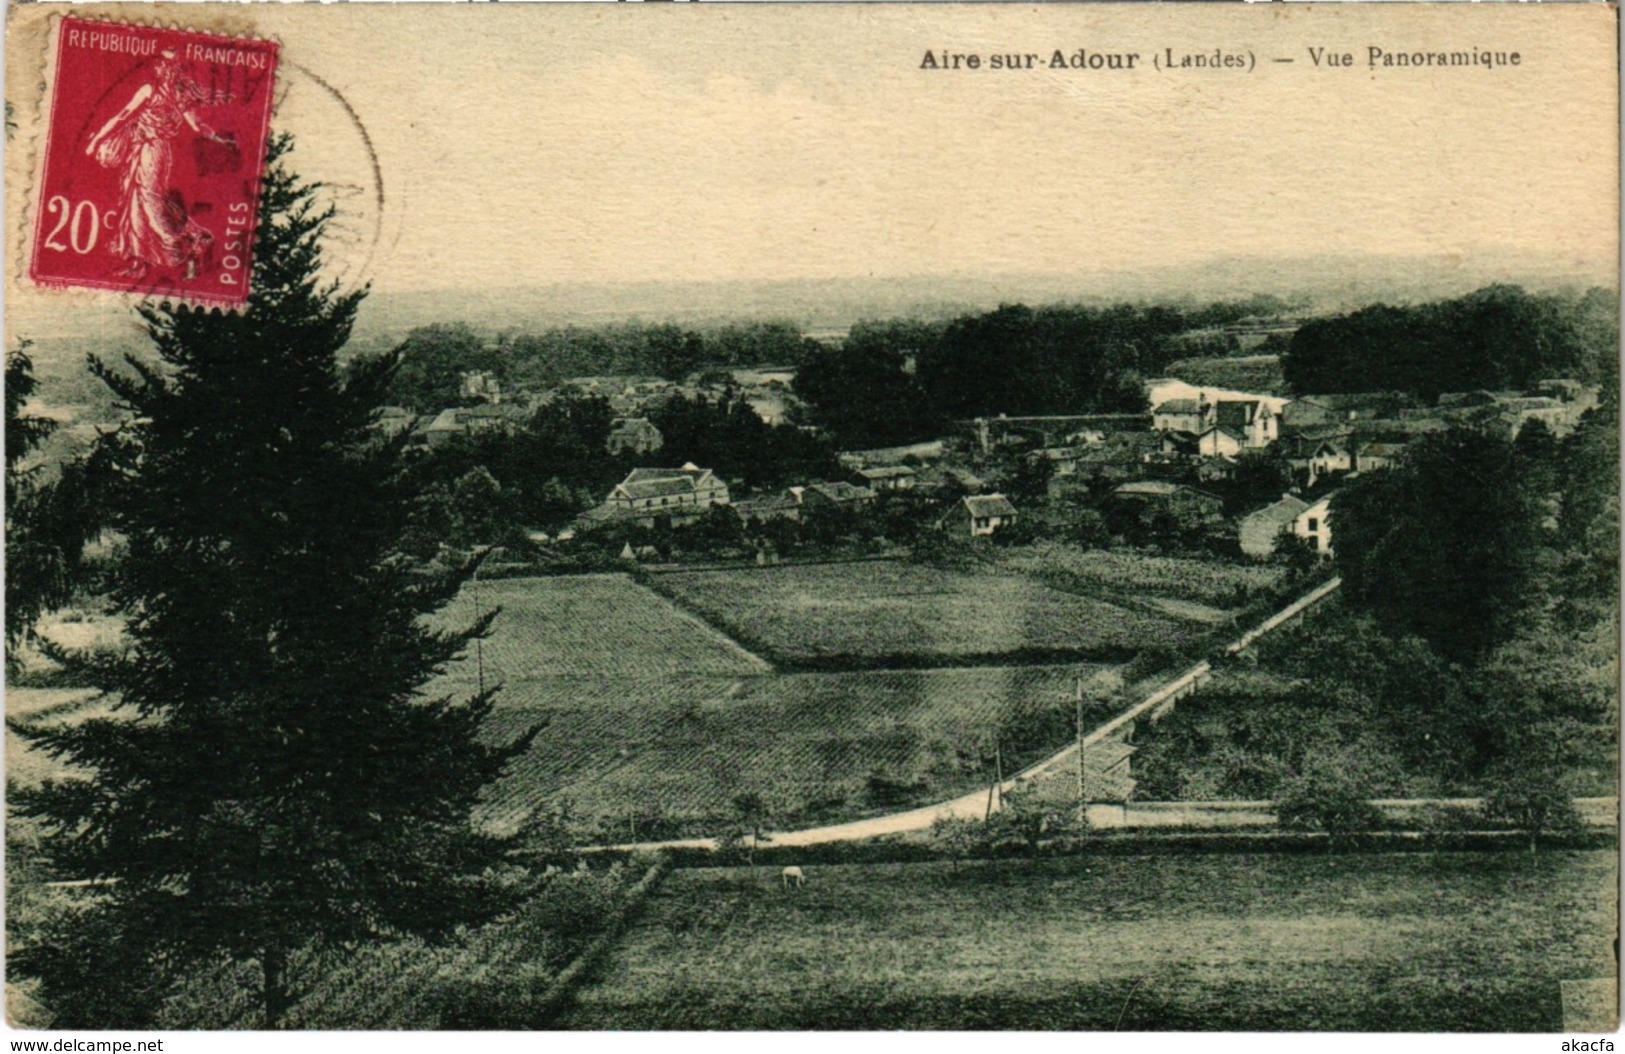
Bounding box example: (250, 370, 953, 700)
(584, 577, 1345, 853)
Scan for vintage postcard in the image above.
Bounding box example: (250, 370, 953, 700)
(3, 0, 1618, 1041)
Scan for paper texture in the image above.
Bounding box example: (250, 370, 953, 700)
(4, 0, 1618, 1036)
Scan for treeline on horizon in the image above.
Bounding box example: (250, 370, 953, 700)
(383, 294, 1299, 447)
(381, 284, 1617, 452)
(387, 320, 816, 410)
(1283, 284, 1619, 396)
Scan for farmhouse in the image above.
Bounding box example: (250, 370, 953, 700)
(606, 417, 664, 456)
(1152, 399, 1207, 435)
(1026, 446, 1090, 477)
(1239, 495, 1310, 557)
(915, 464, 988, 494)
(1498, 396, 1571, 438)
(1146, 378, 1290, 416)
(1239, 492, 1336, 557)
(607, 463, 730, 516)
(941, 493, 1019, 537)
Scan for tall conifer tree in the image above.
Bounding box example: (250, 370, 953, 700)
(12, 136, 535, 1028)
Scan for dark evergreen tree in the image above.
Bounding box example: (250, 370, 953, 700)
(11, 136, 538, 1028)
(5, 340, 98, 655)
(6, 339, 60, 651)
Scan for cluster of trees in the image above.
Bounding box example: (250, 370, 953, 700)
(647, 390, 839, 493)
(10, 138, 544, 1028)
(1135, 405, 1618, 847)
(1283, 284, 1618, 397)
(397, 385, 847, 556)
(399, 389, 621, 553)
(792, 298, 1288, 450)
(385, 319, 814, 411)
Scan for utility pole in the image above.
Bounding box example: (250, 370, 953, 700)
(1076, 673, 1087, 826)
(993, 738, 1004, 812)
(985, 739, 998, 821)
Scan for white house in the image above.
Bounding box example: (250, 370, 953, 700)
(1293, 494, 1335, 556)
(607, 463, 730, 516)
(1238, 495, 1309, 557)
(942, 493, 1018, 537)
(1150, 391, 1279, 449)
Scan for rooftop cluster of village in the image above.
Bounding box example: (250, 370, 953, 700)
(367, 320, 1600, 569)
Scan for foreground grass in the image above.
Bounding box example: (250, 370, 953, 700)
(560, 850, 1616, 1030)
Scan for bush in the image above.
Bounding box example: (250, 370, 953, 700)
(1481, 765, 1582, 854)
(1275, 762, 1385, 850)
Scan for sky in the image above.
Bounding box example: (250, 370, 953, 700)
(5, 2, 1619, 305)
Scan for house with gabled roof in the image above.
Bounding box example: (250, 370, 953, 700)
(731, 494, 801, 524)
(419, 404, 528, 449)
(941, 493, 1018, 537)
(1152, 392, 1278, 449)
(1354, 440, 1407, 473)
(852, 465, 918, 492)
(1239, 494, 1310, 557)
(1152, 399, 1208, 435)
(1212, 399, 1278, 448)
(1278, 432, 1352, 486)
(607, 463, 729, 516)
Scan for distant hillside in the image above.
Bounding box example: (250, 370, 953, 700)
(342, 249, 1613, 352)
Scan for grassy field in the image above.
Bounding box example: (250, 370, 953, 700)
(998, 544, 1289, 612)
(6, 576, 1133, 844)
(431, 573, 771, 681)
(560, 850, 1618, 1030)
(647, 561, 1200, 667)
(468, 663, 1118, 840)
(425, 571, 1151, 839)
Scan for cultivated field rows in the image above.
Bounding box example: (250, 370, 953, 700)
(562, 850, 1618, 1030)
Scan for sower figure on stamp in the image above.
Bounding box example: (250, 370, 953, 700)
(84, 48, 235, 281)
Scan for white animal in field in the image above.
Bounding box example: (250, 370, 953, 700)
(782, 865, 805, 889)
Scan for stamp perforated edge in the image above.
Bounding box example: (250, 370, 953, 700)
(14, 11, 283, 315)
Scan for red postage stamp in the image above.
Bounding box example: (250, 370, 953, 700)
(29, 17, 279, 309)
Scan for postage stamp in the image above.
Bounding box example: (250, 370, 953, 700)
(27, 16, 279, 308)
